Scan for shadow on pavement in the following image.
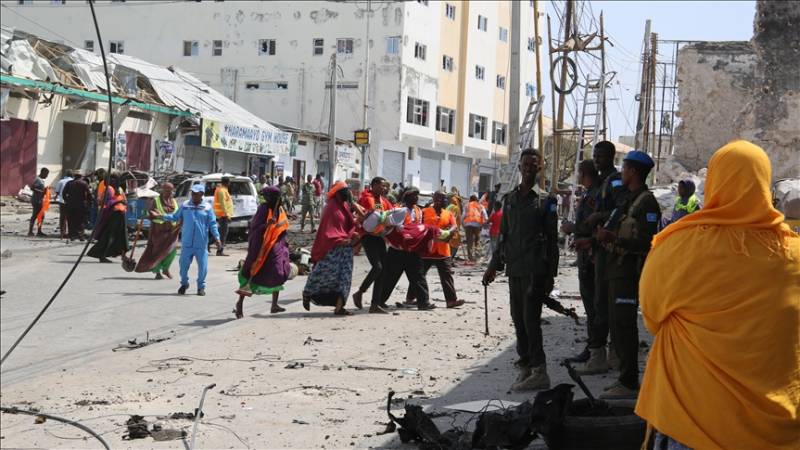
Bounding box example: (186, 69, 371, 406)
(179, 318, 237, 328)
(374, 314, 590, 449)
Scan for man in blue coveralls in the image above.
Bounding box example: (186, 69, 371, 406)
(156, 184, 221, 296)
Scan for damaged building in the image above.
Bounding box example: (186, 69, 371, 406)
(2, 0, 546, 193)
(674, 0, 799, 179)
(0, 26, 297, 195)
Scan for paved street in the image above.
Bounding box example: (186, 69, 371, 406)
(0, 224, 650, 449)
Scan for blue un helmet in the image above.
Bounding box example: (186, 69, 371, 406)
(623, 150, 655, 169)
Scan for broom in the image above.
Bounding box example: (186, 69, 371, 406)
(121, 216, 144, 272)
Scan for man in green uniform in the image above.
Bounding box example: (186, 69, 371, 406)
(299, 174, 316, 232)
(576, 141, 628, 374)
(562, 159, 602, 363)
(483, 149, 559, 392)
(595, 150, 660, 399)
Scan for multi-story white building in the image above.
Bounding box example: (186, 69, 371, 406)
(3, 0, 543, 194)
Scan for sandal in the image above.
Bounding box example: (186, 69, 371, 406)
(334, 308, 353, 316)
(271, 305, 286, 314)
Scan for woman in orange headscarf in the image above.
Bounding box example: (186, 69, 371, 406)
(234, 186, 291, 319)
(635, 140, 799, 450)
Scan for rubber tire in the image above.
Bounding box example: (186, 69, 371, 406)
(545, 399, 647, 450)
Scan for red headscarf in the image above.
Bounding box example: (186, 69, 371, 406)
(311, 189, 356, 263)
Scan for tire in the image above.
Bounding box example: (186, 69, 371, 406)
(544, 399, 647, 450)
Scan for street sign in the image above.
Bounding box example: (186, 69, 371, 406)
(354, 129, 370, 146)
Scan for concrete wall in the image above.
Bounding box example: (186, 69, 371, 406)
(674, 0, 800, 179)
(673, 42, 756, 170)
(4, 94, 169, 187)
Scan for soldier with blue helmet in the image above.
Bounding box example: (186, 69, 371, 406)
(593, 150, 661, 399)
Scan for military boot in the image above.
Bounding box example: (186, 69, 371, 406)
(574, 347, 609, 375)
(511, 364, 550, 392)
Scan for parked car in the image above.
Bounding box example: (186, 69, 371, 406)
(175, 173, 259, 237)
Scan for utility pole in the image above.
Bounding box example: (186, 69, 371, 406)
(533, 0, 545, 188)
(360, 0, 371, 188)
(633, 20, 651, 150)
(655, 61, 668, 184)
(550, 0, 574, 192)
(327, 53, 338, 185)
(599, 12, 607, 140)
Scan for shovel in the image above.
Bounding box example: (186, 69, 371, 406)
(121, 216, 144, 272)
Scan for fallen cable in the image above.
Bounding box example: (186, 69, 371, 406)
(136, 354, 318, 373)
(1, 406, 111, 450)
(0, 0, 117, 368)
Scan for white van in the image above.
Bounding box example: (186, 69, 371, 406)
(174, 173, 258, 235)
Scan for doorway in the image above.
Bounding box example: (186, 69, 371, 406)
(62, 121, 90, 171)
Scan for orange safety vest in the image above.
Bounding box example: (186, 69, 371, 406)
(422, 206, 452, 258)
(404, 205, 423, 225)
(464, 201, 485, 226)
(36, 187, 51, 226)
(213, 186, 233, 218)
(96, 180, 106, 205)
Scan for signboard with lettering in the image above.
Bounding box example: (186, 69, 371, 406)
(354, 129, 370, 146)
(337, 145, 356, 167)
(201, 118, 291, 155)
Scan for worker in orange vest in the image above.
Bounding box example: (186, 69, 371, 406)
(418, 191, 464, 308)
(213, 176, 234, 256)
(463, 194, 488, 264)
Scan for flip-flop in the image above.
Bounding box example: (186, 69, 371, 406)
(271, 306, 286, 314)
(334, 308, 353, 316)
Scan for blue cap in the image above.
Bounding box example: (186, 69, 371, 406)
(190, 184, 205, 193)
(623, 150, 655, 168)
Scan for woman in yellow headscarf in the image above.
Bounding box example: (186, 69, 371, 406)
(636, 140, 799, 450)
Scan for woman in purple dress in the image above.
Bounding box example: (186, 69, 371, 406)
(234, 187, 291, 319)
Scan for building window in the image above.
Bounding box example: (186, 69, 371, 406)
(245, 81, 288, 90)
(84, 40, 94, 52)
(259, 39, 276, 56)
(496, 75, 506, 89)
(527, 37, 536, 52)
(468, 114, 487, 140)
(313, 38, 324, 56)
(492, 121, 507, 145)
(337, 38, 354, 55)
(442, 55, 454, 72)
(499, 27, 508, 42)
(385, 36, 401, 55)
(478, 15, 488, 31)
(475, 65, 485, 80)
(212, 40, 223, 56)
(406, 97, 429, 126)
(109, 40, 124, 54)
(414, 42, 427, 61)
(525, 82, 536, 97)
(445, 3, 456, 20)
(325, 81, 359, 89)
(183, 40, 199, 57)
(436, 106, 455, 134)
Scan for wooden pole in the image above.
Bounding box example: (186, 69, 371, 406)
(599, 12, 608, 140)
(534, 0, 545, 189)
(550, 0, 573, 192)
(633, 20, 651, 150)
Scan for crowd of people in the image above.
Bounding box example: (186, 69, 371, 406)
(20, 138, 798, 450)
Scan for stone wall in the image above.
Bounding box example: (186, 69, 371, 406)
(674, 0, 799, 179)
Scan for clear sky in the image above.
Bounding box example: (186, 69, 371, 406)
(541, 0, 757, 141)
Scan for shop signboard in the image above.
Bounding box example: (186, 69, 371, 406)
(201, 118, 291, 156)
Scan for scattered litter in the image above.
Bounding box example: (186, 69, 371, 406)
(285, 361, 305, 369)
(74, 399, 109, 407)
(162, 411, 204, 420)
(123, 415, 150, 440)
(113, 332, 173, 352)
(194, 372, 214, 377)
(303, 336, 323, 345)
(443, 399, 521, 413)
(34, 415, 46, 424)
(292, 419, 309, 425)
(400, 368, 418, 375)
(150, 424, 186, 441)
(456, 353, 469, 359)
(348, 364, 397, 371)
(1, 250, 12, 259)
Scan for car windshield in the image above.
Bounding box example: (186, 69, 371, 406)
(177, 180, 254, 197)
